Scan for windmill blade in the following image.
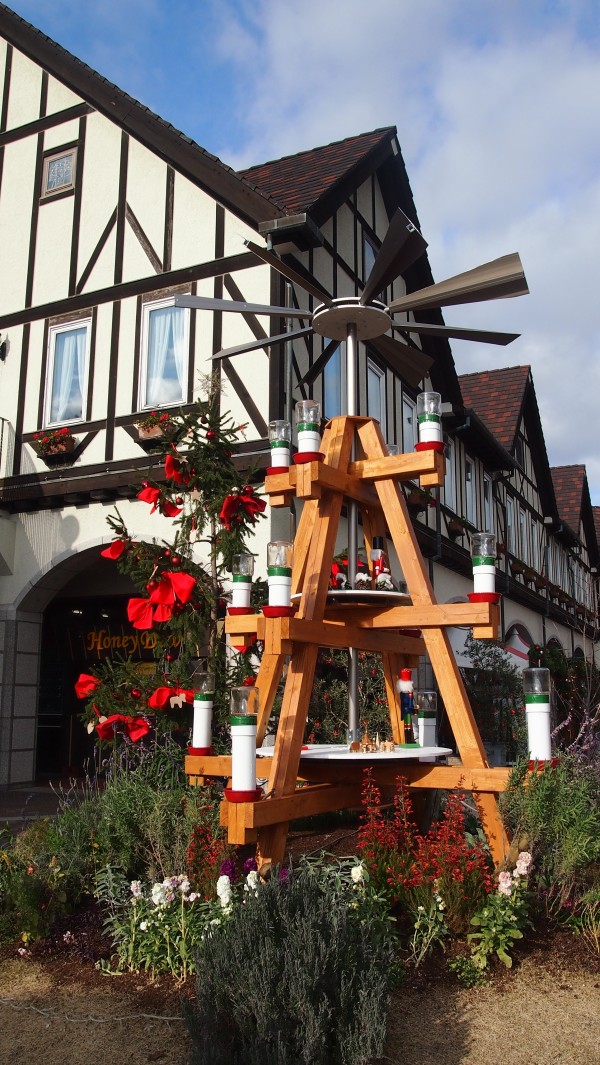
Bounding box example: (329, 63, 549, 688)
(393, 321, 520, 346)
(173, 294, 313, 319)
(370, 333, 434, 389)
(360, 209, 428, 306)
(388, 253, 528, 315)
(297, 338, 340, 388)
(212, 327, 313, 361)
(244, 240, 334, 307)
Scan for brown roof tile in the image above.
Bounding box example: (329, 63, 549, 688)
(551, 465, 586, 532)
(593, 507, 600, 550)
(459, 366, 530, 451)
(238, 128, 396, 214)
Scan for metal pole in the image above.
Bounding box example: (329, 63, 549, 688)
(346, 323, 359, 741)
(284, 282, 296, 539)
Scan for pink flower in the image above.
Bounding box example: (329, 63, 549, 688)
(497, 871, 513, 896)
(515, 852, 532, 877)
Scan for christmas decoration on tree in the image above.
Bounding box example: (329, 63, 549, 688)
(76, 379, 267, 748)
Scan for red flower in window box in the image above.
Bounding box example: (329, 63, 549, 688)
(32, 427, 77, 457)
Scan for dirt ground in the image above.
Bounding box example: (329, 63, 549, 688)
(1, 822, 599, 1065)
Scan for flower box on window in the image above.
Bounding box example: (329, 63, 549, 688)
(32, 427, 77, 464)
(533, 572, 547, 591)
(134, 411, 177, 448)
(509, 557, 526, 576)
(447, 517, 466, 540)
(406, 487, 434, 513)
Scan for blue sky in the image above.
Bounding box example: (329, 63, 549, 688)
(7, 0, 600, 504)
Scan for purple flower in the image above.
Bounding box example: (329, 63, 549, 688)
(219, 858, 237, 882)
(279, 867, 291, 883)
(243, 856, 258, 875)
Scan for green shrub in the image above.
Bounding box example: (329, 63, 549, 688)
(185, 861, 396, 1065)
(501, 755, 600, 904)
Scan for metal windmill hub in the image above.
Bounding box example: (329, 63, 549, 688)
(312, 297, 391, 342)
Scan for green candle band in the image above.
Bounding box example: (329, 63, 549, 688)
(472, 556, 496, 567)
(230, 714, 258, 726)
(270, 439, 290, 448)
(418, 413, 441, 423)
(194, 692, 215, 701)
(297, 421, 319, 433)
(268, 566, 292, 577)
(524, 693, 550, 704)
(232, 573, 252, 582)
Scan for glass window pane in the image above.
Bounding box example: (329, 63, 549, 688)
(323, 344, 341, 418)
(402, 397, 415, 451)
(144, 305, 187, 407)
(46, 153, 73, 191)
(465, 459, 475, 525)
(49, 325, 87, 423)
(444, 440, 455, 510)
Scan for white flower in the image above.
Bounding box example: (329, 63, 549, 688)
(245, 870, 259, 893)
(497, 871, 513, 896)
(130, 880, 143, 898)
(62, 931, 75, 944)
(139, 920, 148, 931)
(216, 874, 231, 899)
(151, 882, 167, 907)
(179, 876, 191, 895)
(350, 864, 364, 884)
(188, 892, 198, 902)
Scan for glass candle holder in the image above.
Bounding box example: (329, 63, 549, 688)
(295, 399, 321, 453)
(231, 553, 255, 609)
(471, 532, 496, 594)
(417, 392, 442, 444)
(268, 420, 292, 468)
(230, 685, 259, 718)
(522, 668, 552, 761)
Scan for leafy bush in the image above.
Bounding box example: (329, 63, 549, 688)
(185, 858, 396, 1065)
(468, 855, 532, 968)
(501, 755, 600, 905)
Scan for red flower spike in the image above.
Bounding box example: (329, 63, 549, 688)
(74, 673, 101, 699)
(127, 598, 155, 630)
(100, 539, 127, 560)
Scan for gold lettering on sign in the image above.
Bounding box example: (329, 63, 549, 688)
(84, 626, 181, 660)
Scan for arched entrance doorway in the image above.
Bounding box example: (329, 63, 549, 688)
(15, 543, 141, 781)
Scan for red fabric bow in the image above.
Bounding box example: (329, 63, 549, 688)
(96, 714, 151, 743)
(137, 485, 182, 518)
(100, 539, 127, 560)
(75, 673, 101, 699)
(165, 452, 191, 485)
(219, 490, 266, 531)
(147, 686, 194, 709)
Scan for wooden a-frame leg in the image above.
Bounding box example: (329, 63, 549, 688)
(255, 652, 286, 747)
(257, 644, 319, 870)
(357, 418, 510, 863)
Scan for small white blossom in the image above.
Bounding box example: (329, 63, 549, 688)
(245, 870, 260, 893)
(130, 880, 143, 898)
(139, 920, 148, 931)
(188, 892, 198, 902)
(350, 864, 365, 885)
(179, 876, 191, 895)
(216, 874, 231, 899)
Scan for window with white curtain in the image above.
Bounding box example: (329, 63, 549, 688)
(483, 473, 493, 532)
(45, 319, 91, 426)
(402, 395, 416, 452)
(443, 438, 455, 510)
(465, 456, 475, 525)
(140, 298, 189, 409)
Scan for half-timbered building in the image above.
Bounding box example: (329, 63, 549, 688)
(0, 5, 596, 786)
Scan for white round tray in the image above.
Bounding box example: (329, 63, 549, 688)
(291, 590, 411, 605)
(257, 743, 451, 761)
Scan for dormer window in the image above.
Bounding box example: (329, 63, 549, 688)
(41, 147, 77, 198)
